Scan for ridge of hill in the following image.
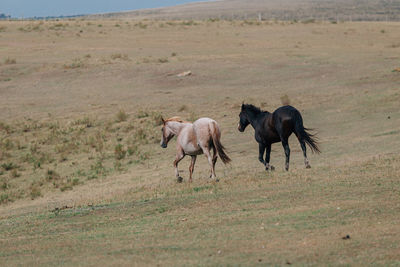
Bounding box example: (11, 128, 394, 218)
(88, 0, 400, 21)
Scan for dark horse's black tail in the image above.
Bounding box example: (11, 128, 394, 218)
(294, 112, 321, 154)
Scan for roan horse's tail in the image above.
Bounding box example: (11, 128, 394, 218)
(294, 112, 321, 154)
(210, 121, 231, 164)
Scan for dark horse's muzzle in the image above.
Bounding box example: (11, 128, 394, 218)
(238, 123, 245, 132)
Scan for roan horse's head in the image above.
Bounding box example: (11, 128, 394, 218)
(160, 117, 177, 148)
(238, 103, 250, 132)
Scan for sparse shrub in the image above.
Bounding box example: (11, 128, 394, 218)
(116, 109, 128, 122)
(98, 24, 103, 27)
(151, 112, 163, 126)
(0, 193, 10, 204)
(127, 144, 138, 156)
(135, 22, 147, 29)
(1, 162, 18, 171)
(178, 105, 188, 112)
(0, 26, 6, 32)
(110, 53, 129, 60)
(73, 116, 94, 127)
(91, 158, 107, 176)
(181, 20, 197, 26)
(188, 112, 197, 122)
(84, 54, 91, 58)
(59, 153, 68, 162)
(10, 169, 20, 178)
(4, 58, 16, 65)
(60, 184, 73, 192)
(381, 29, 385, 33)
(0, 122, 12, 134)
(137, 110, 149, 118)
(55, 142, 79, 155)
(114, 144, 126, 160)
(302, 19, 315, 24)
(30, 185, 41, 199)
(208, 18, 220, 22)
(114, 161, 123, 171)
(280, 94, 291, 105)
(134, 128, 147, 143)
(158, 58, 169, 63)
(64, 58, 84, 69)
(72, 178, 80, 186)
(1, 178, 9, 190)
(137, 151, 150, 162)
(2, 139, 14, 150)
(46, 169, 60, 181)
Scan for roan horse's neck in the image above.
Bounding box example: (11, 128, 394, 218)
(167, 121, 190, 135)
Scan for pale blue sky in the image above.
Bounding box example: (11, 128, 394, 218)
(1, 0, 207, 18)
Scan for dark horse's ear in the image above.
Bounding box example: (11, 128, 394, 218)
(241, 102, 245, 110)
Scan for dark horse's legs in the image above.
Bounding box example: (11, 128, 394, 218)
(258, 143, 266, 164)
(259, 143, 274, 171)
(298, 137, 311, 168)
(265, 143, 274, 170)
(281, 138, 290, 171)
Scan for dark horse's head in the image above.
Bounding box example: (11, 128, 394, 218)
(238, 103, 263, 132)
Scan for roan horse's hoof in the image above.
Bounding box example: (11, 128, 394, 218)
(306, 164, 311, 169)
(177, 176, 183, 183)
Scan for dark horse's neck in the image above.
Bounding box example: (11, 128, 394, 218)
(244, 105, 270, 129)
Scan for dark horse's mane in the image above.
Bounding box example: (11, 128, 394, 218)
(242, 104, 269, 115)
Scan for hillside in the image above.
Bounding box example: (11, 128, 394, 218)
(0, 18, 399, 265)
(88, 0, 400, 21)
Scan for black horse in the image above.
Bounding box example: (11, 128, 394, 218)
(238, 104, 320, 171)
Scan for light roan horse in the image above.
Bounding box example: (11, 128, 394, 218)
(160, 117, 231, 182)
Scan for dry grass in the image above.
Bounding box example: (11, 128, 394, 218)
(0, 19, 399, 265)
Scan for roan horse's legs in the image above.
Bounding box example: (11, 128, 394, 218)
(189, 155, 197, 182)
(174, 148, 185, 182)
(203, 146, 216, 179)
(212, 146, 217, 170)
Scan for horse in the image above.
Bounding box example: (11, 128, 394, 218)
(238, 104, 320, 171)
(160, 116, 231, 182)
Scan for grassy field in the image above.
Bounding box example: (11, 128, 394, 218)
(0, 19, 400, 265)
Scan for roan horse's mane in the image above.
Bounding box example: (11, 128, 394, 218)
(164, 116, 190, 123)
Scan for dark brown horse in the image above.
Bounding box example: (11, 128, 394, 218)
(238, 104, 320, 171)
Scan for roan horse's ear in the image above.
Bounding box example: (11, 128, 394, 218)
(161, 117, 165, 124)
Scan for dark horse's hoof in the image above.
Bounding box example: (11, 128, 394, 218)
(266, 165, 275, 171)
(177, 176, 183, 183)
